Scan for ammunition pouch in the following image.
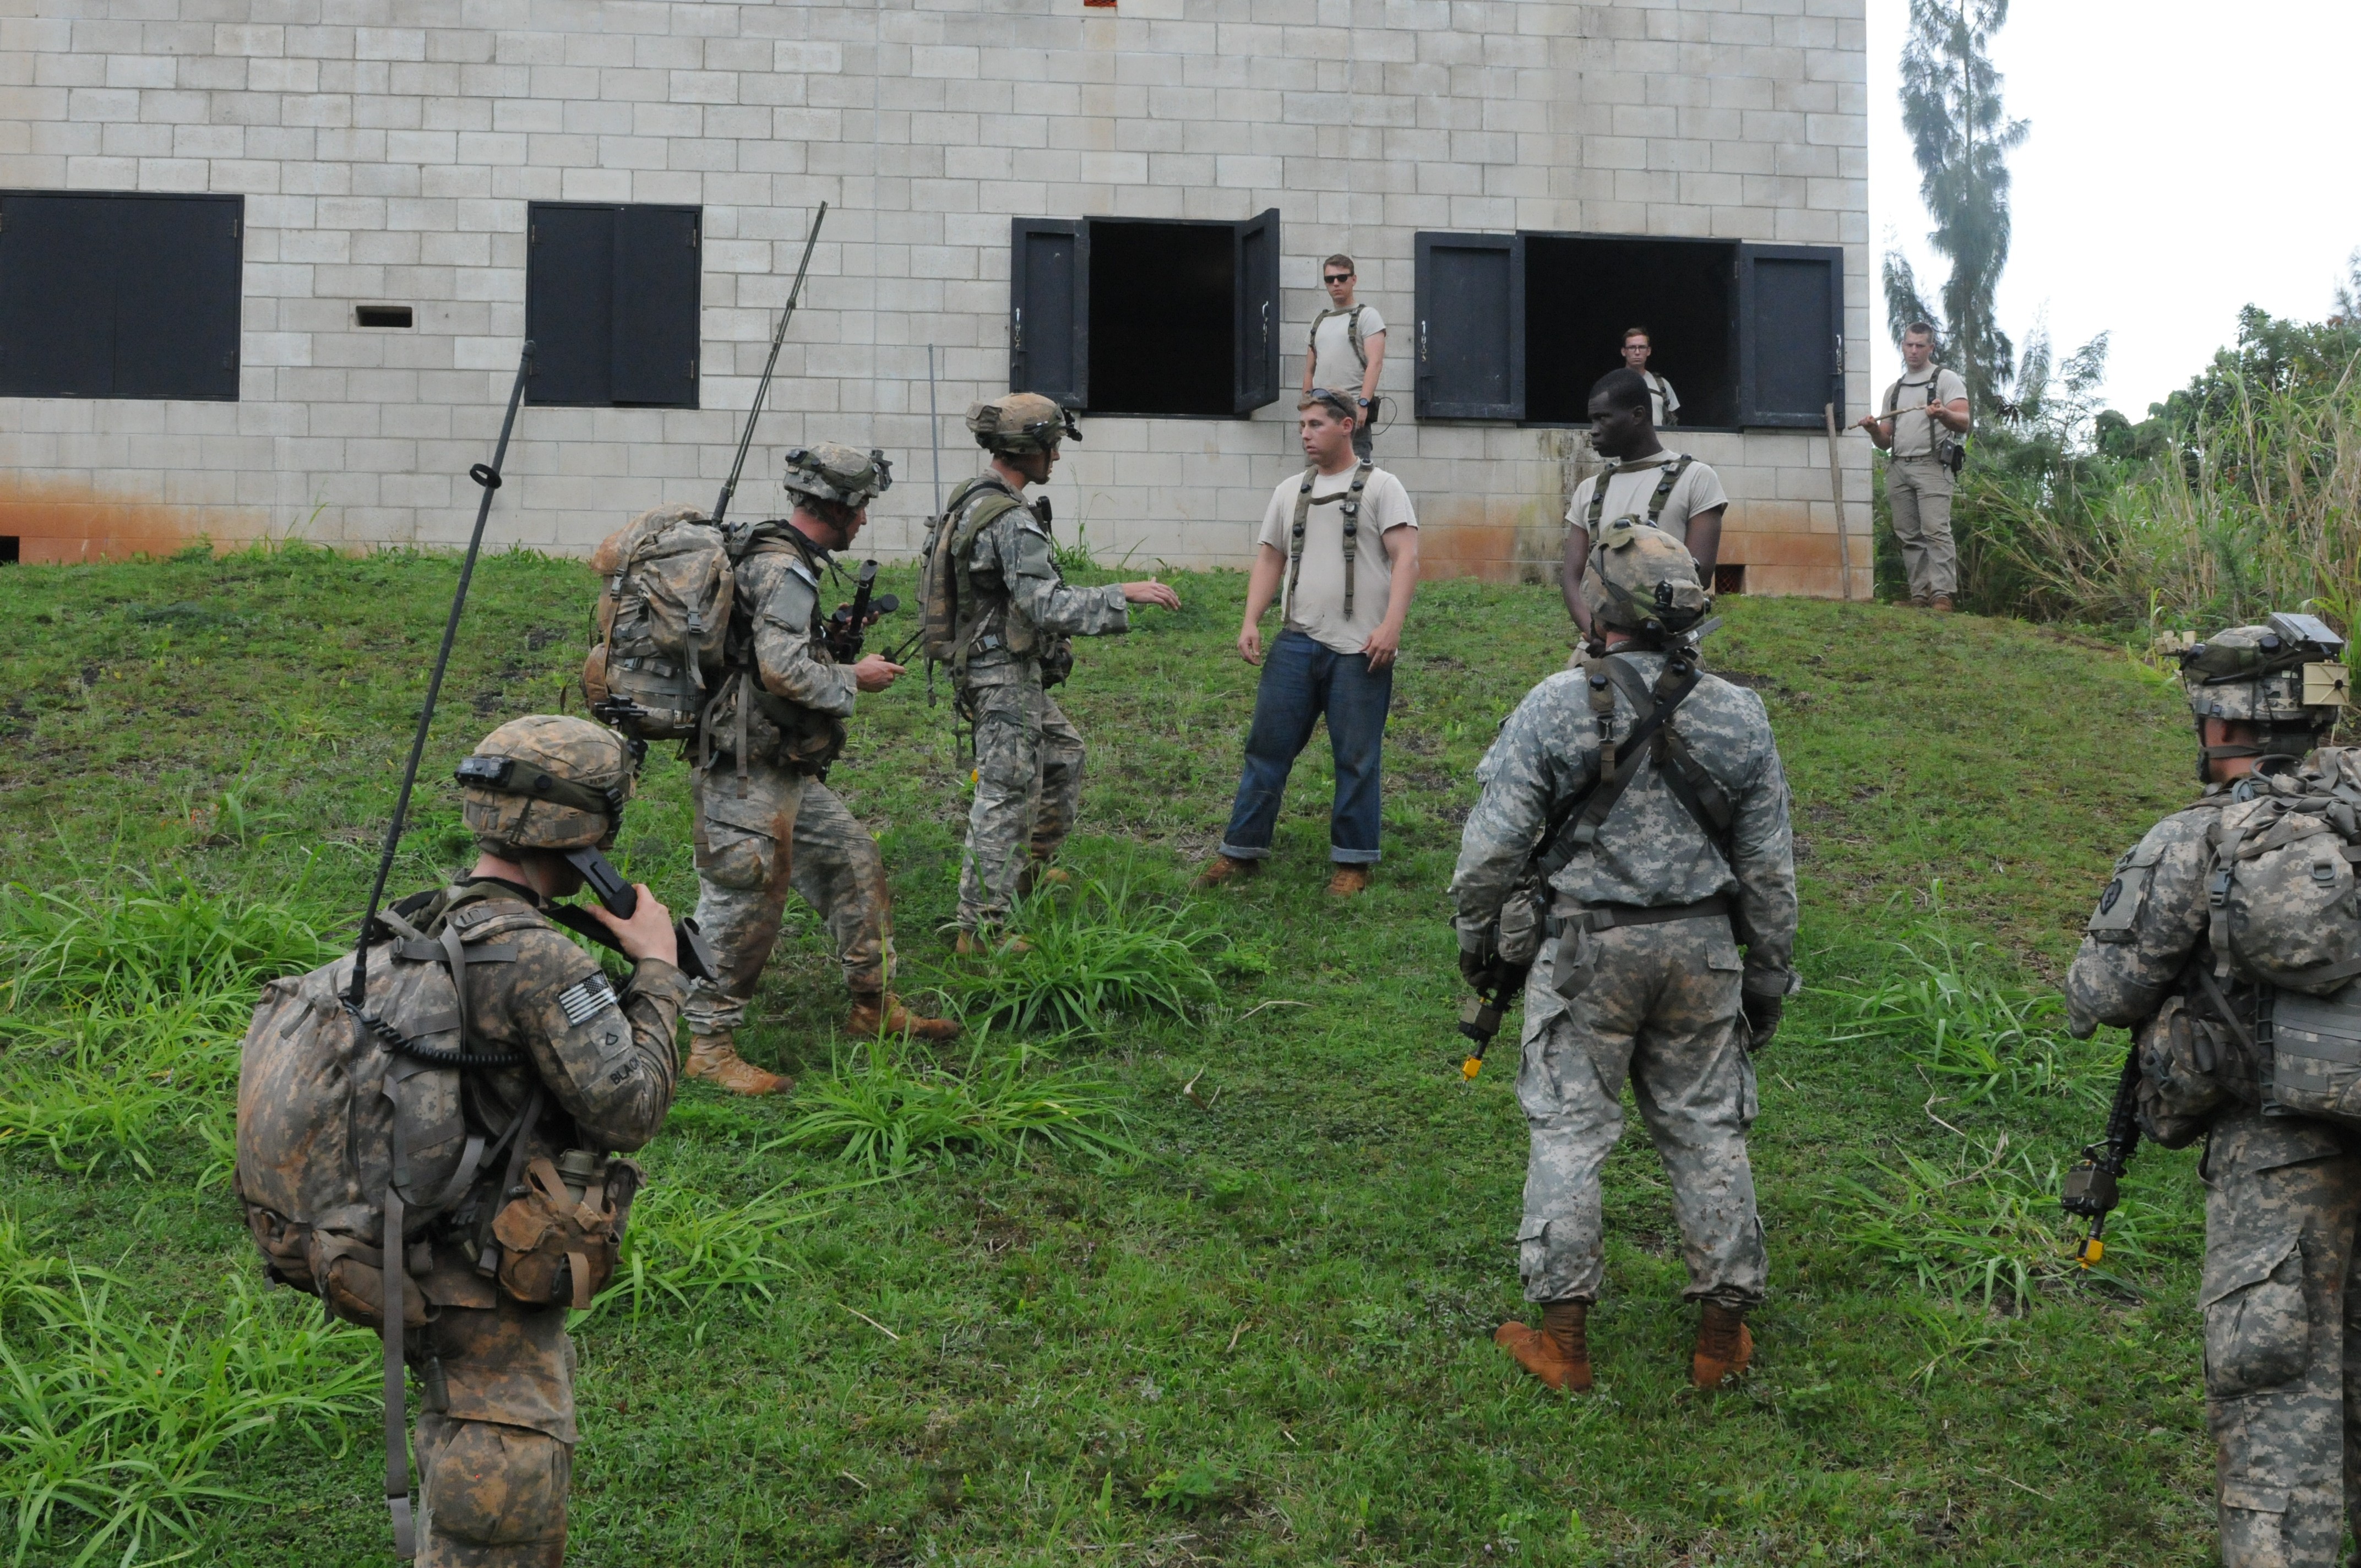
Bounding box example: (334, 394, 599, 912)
(488, 1153, 642, 1311)
(1495, 884, 1547, 968)
(2135, 993, 2245, 1148)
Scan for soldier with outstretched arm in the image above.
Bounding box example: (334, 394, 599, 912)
(1452, 523, 1796, 1393)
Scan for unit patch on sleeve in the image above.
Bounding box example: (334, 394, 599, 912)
(557, 973, 620, 1026)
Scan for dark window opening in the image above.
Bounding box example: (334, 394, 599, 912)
(0, 536, 18, 564)
(0, 190, 243, 401)
(1009, 210, 1279, 418)
(356, 304, 412, 329)
(1714, 563, 1746, 595)
(1415, 231, 1842, 431)
(525, 202, 700, 409)
(1088, 222, 1230, 416)
(1525, 236, 1737, 427)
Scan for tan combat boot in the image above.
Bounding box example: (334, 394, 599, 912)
(1494, 1301, 1593, 1392)
(1016, 861, 1070, 899)
(1690, 1303, 1754, 1388)
(684, 1032, 794, 1097)
(1326, 865, 1372, 898)
(1194, 853, 1261, 889)
(1929, 595, 1955, 613)
(847, 991, 961, 1041)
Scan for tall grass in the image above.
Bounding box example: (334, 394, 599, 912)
(0, 878, 339, 1014)
(585, 1182, 842, 1322)
(950, 874, 1223, 1035)
(1954, 372, 2361, 634)
(779, 1032, 1137, 1176)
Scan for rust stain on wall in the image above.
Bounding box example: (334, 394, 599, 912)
(0, 479, 261, 564)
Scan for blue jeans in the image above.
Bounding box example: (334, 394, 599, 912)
(1218, 629, 1392, 864)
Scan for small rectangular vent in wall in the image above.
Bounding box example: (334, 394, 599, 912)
(1714, 563, 1747, 595)
(356, 304, 413, 328)
(0, 537, 19, 564)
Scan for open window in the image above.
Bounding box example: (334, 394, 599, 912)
(0, 190, 243, 401)
(525, 202, 701, 408)
(1007, 210, 1281, 418)
(1413, 232, 1843, 429)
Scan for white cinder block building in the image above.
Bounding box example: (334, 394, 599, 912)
(0, 0, 1869, 596)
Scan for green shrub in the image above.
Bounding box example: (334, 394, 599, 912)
(777, 1032, 1136, 1176)
(950, 874, 1222, 1035)
(0, 878, 339, 1013)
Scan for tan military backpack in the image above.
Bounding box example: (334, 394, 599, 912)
(581, 502, 733, 738)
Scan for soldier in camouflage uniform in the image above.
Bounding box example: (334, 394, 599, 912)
(2066, 624, 2351, 1568)
(942, 394, 1181, 951)
(1451, 521, 1797, 1392)
(684, 443, 958, 1097)
(241, 715, 685, 1567)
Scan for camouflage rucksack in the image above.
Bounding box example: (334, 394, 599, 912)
(581, 503, 733, 738)
(2204, 752, 2361, 998)
(917, 475, 1024, 672)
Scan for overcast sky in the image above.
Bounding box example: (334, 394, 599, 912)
(1865, 0, 2361, 417)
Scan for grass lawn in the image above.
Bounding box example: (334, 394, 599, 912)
(0, 541, 2218, 1565)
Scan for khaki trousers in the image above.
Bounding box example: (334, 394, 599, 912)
(1886, 456, 1957, 601)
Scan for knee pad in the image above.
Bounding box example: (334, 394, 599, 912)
(419, 1416, 571, 1556)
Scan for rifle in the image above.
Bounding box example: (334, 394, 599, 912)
(712, 202, 828, 529)
(2061, 1046, 2143, 1267)
(821, 558, 900, 664)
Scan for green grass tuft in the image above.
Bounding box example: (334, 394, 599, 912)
(948, 873, 1223, 1035)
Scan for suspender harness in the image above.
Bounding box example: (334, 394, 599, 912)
(1286, 459, 1376, 619)
(1582, 454, 1694, 533)
(1309, 304, 1370, 373)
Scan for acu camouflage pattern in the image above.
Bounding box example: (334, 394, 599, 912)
(2067, 777, 2361, 1567)
(684, 758, 899, 1032)
(239, 881, 683, 1567)
(1451, 651, 1797, 1310)
(699, 526, 858, 776)
(949, 480, 1129, 932)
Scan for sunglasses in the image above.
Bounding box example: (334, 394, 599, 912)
(1323, 273, 1354, 285)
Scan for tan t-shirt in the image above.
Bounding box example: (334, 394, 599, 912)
(1640, 370, 1681, 426)
(1563, 451, 1728, 546)
(1257, 463, 1417, 655)
(1309, 304, 1385, 398)
(1884, 367, 1968, 458)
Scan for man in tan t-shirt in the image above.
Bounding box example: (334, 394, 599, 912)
(1198, 389, 1418, 897)
(1858, 320, 1970, 611)
(1561, 367, 1728, 641)
(1303, 254, 1386, 461)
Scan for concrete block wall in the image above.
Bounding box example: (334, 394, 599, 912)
(0, 0, 1870, 598)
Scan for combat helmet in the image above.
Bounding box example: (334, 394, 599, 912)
(966, 392, 1082, 455)
(2179, 612, 2352, 778)
(781, 442, 893, 509)
(454, 715, 633, 854)
(1580, 518, 1711, 639)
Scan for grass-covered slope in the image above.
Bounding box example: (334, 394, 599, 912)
(0, 545, 2215, 1565)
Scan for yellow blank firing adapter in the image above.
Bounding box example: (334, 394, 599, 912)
(2074, 1237, 2104, 1268)
(1462, 1055, 1482, 1080)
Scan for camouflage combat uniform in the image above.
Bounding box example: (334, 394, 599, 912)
(1451, 651, 1798, 1309)
(2068, 787, 2361, 1567)
(947, 477, 1130, 933)
(685, 527, 892, 1035)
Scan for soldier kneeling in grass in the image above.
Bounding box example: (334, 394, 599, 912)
(1451, 524, 1797, 1392)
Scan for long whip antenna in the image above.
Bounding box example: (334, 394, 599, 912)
(712, 201, 829, 527)
(346, 340, 535, 1005)
(928, 342, 944, 521)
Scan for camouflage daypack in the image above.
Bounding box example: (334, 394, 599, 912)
(917, 475, 1025, 674)
(581, 503, 733, 739)
(2205, 750, 2361, 998)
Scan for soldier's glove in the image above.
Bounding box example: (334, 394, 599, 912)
(1740, 990, 1785, 1052)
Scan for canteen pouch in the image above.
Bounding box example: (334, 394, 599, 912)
(1495, 885, 1546, 968)
(2134, 994, 2234, 1148)
(489, 1153, 643, 1310)
(2266, 983, 2361, 1129)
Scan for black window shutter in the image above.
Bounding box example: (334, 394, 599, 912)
(526, 203, 616, 406)
(0, 192, 241, 400)
(1414, 231, 1524, 420)
(611, 204, 700, 407)
(1737, 243, 1845, 428)
(111, 195, 242, 400)
(1009, 217, 1087, 407)
(1231, 207, 1280, 415)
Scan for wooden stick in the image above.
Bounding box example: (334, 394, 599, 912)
(1824, 401, 1853, 602)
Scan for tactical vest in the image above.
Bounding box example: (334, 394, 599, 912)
(1582, 454, 1694, 533)
(935, 475, 1054, 681)
(697, 522, 850, 790)
(1285, 460, 1377, 621)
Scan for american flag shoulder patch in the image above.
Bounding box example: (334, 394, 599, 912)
(557, 973, 619, 1027)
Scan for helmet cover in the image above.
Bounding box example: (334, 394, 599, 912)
(458, 715, 634, 855)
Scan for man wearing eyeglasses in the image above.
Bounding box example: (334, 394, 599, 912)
(1303, 254, 1385, 460)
